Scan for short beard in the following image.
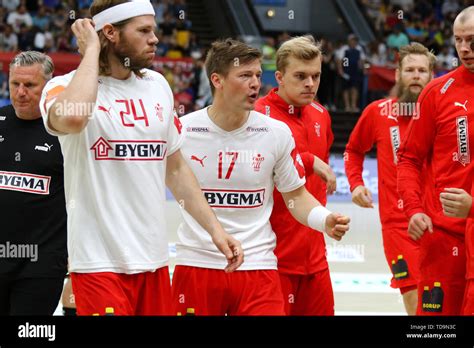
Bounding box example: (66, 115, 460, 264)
(113, 34, 153, 72)
(395, 81, 421, 117)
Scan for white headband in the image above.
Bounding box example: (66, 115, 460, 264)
(92, 0, 155, 32)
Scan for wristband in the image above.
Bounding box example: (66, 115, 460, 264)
(307, 206, 332, 233)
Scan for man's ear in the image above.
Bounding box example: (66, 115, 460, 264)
(275, 70, 284, 86)
(102, 23, 119, 43)
(210, 72, 223, 91)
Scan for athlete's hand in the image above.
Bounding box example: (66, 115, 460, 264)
(211, 232, 244, 273)
(351, 185, 374, 208)
(325, 213, 350, 241)
(313, 156, 337, 195)
(71, 18, 100, 56)
(408, 213, 433, 241)
(440, 188, 473, 219)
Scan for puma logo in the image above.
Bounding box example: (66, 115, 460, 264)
(35, 143, 53, 152)
(98, 105, 112, 118)
(191, 155, 207, 167)
(454, 100, 468, 112)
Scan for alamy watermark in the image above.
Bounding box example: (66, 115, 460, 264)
(0, 241, 38, 262)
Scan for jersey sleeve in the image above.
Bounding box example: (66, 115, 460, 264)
(160, 74, 183, 156)
(299, 152, 315, 176)
(397, 87, 437, 219)
(167, 109, 184, 156)
(39, 73, 73, 137)
(344, 103, 377, 192)
(273, 126, 306, 193)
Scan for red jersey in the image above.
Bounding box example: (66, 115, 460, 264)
(255, 88, 334, 275)
(397, 65, 474, 238)
(345, 98, 411, 228)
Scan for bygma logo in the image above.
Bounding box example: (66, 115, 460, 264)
(90, 137, 167, 161)
(203, 188, 265, 208)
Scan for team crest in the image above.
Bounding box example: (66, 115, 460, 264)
(252, 154, 265, 172)
(314, 122, 321, 137)
(155, 103, 164, 122)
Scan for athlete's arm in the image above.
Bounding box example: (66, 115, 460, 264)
(48, 19, 100, 134)
(166, 149, 244, 272)
(281, 186, 350, 241)
(397, 89, 436, 240)
(313, 155, 337, 195)
(345, 103, 377, 208)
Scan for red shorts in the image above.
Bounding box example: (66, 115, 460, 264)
(382, 227, 420, 290)
(462, 279, 474, 315)
(171, 266, 285, 316)
(279, 268, 334, 316)
(416, 230, 466, 316)
(71, 267, 172, 316)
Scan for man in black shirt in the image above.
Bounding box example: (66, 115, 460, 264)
(0, 51, 67, 315)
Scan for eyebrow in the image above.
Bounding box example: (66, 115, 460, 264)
(239, 69, 262, 74)
(294, 71, 320, 75)
(137, 24, 157, 30)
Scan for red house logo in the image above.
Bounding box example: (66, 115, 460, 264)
(90, 137, 113, 160)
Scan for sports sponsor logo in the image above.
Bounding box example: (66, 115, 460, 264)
(0, 135, 4, 142)
(186, 127, 209, 133)
(202, 188, 265, 208)
(97, 105, 112, 118)
(454, 100, 468, 112)
(389, 126, 401, 164)
(391, 255, 408, 280)
(34, 143, 53, 152)
(191, 155, 207, 167)
(246, 126, 269, 132)
(0, 171, 50, 195)
(456, 116, 470, 166)
(422, 282, 444, 313)
(90, 137, 167, 161)
(0, 116, 6, 121)
(440, 78, 455, 94)
(310, 102, 324, 113)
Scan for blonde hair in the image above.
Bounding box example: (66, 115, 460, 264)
(398, 42, 436, 71)
(276, 35, 322, 73)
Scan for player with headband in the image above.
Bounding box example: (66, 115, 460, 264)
(39, 0, 243, 315)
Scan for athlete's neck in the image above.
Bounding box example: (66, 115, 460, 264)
(276, 87, 304, 108)
(107, 53, 133, 80)
(207, 101, 250, 132)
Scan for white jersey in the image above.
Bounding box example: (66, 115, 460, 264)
(40, 69, 183, 274)
(176, 108, 305, 270)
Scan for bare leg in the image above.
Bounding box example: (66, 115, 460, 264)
(61, 277, 76, 316)
(402, 289, 418, 315)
